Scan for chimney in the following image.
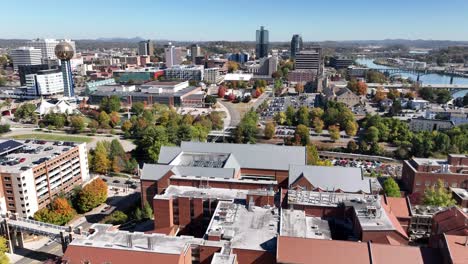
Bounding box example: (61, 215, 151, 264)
(127, 234, 133, 248)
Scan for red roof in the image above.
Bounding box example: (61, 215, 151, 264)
(444, 234, 468, 264)
(371, 243, 441, 264)
(385, 197, 410, 219)
(380, 198, 409, 240)
(432, 207, 468, 236)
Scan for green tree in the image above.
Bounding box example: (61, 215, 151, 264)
(0, 236, 8, 264)
(131, 102, 145, 116)
(70, 116, 85, 132)
(345, 121, 358, 137)
(419, 87, 434, 101)
(313, 117, 324, 134)
(328, 125, 340, 141)
(274, 112, 286, 125)
(43, 113, 66, 129)
(310, 107, 324, 120)
(347, 140, 358, 152)
(142, 201, 153, 219)
(285, 106, 296, 126)
(98, 111, 111, 129)
(104, 210, 128, 225)
(92, 142, 110, 174)
(294, 124, 310, 146)
(365, 126, 380, 143)
(14, 103, 37, 122)
(109, 111, 121, 127)
(306, 145, 320, 165)
(234, 109, 259, 144)
(121, 120, 133, 136)
(264, 122, 275, 139)
(77, 178, 108, 213)
(295, 106, 310, 126)
(383, 177, 401, 197)
(205, 95, 217, 106)
(100, 95, 121, 113)
(423, 179, 456, 207)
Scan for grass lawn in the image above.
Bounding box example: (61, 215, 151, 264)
(11, 133, 93, 143)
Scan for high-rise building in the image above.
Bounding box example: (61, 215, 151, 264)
(0, 139, 90, 218)
(164, 43, 185, 68)
(295, 46, 322, 74)
(191, 44, 201, 63)
(255, 26, 269, 59)
(227, 52, 249, 64)
(18, 64, 50, 85)
(290, 34, 303, 59)
(28, 38, 76, 60)
(55, 41, 75, 97)
(246, 56, 278, 76)
(25, 69, 64, 96)
(138, 40, 154, 56)
(9, 47, 42, 70)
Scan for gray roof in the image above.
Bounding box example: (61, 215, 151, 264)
(158, 146, 182, 164)
(140, 164, 174, 181)
(180, 142, 306, 171)
(288, 165, 371, 193)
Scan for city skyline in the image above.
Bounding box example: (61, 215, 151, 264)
(2, 0, 468, 41)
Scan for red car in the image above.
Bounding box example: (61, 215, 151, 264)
(19, 158, 26, 163)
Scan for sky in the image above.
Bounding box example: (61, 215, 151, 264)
(1, 0, 468, 41)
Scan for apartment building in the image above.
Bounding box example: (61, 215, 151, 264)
(0, 139, 90, 218)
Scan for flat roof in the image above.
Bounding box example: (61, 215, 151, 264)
(224, 73, 253, 81)
(444, 234, 468, 264)
(91, 86, 200, 98)
(280, 209, 331, 240)
(205, 201, 278, 251)
(154, 185, 248, 200)
(70, 224, 202, 255)
(0, 139, 80, 174)
(142, 81, 187, 86)
(450, 188, 468, 200)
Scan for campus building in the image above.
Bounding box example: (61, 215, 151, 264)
(164, 65, 204, 81)
(24, 68, 64, 96)
(402, 154, 468, 195)
(0, 139, 90, 218)
(9, 47, 42, 70)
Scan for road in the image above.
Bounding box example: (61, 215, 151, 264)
(218, 91, 270, 127)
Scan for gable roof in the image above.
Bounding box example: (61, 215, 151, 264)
(288, 165, 371, 193)
(157, 146, 182, 164)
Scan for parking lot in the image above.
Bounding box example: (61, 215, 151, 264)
(274, 125, 348, 139)
(260, 95, 317, 120)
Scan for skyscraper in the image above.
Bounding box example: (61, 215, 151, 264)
(138, 40, 154, 56)
(255, 26, 269, 59)
(55, 41, 75, 97)
(164, 43, 184, 68)
(9, 47, 42, 70)
(28, 38, 76, 60)
(191, 44, 201, 63)
(290, 34, 303, 59)
(295, 46, 322, 74)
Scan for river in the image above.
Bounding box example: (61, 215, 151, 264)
(355, 58, 468, 98)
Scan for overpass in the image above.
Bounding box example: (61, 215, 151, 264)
(0, 212, 88, 253)
(370, 68, 466, 84)
(208, 126, 236, 142)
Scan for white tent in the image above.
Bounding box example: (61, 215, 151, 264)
(35, 98, 80, 116)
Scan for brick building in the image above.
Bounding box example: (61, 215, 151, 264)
(402, 154, 468, 195)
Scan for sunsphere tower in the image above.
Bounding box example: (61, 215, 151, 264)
(55, 41, 75, 97)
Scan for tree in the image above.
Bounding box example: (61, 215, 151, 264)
(345, 121, 358, 137)
(294, 124, 310, 146)
(387, 89, 400, 100)
(34, 197, 76, 225)
(285, 106, 295, 126)
(70, 116, 85, 132)
(313, 117, 324, 134)
(142, 201, 153, 219)
(205, 95, 217, 106)
(121, 120, 133, 136)
(43, 113, 66, 129)
(227, 61, 239, 73)
(366, 70, 387, 83)
(374, 88, 386, 102)
(328, 125, 340, 141)
(435, 90, 452, 104)
(104, 210, 128, 225)
(295, 83, 305, 93)
(264, 122, 275, 139)
(98, 111, 111, 129)
(423, 179, 456, 207)
(109, 111, 121, 127)
(234, 110, 259, 143)
(92, 142, 110, 174)
(0, 124, 10, 134)
(77, 178, 108, 213)
(295, 106, 310, 126)
(356, 81, 368, 95)
(272, 71, 283, 79)
(306, 145, 320, 165)
(218, 86, 227, 98)
(100, 95, 121, 113)
(383, 178, 401, 197)
(274, 112, 286, 125)
(419, 87, 434, 101)
(14, 103, 36, 122)
(365, 126, 380, 143)
(131, 102, 145, 116)
(347, 140, 358, 152)
(310, 108, 324, 119)
(0, 236, 8, 264)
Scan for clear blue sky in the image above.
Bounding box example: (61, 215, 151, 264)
(2, 0, 468, 41)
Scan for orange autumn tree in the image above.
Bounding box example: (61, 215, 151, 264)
(76, 178, 108, 213)
(34, 197, 76, 225)
(356, 81, 368, 95)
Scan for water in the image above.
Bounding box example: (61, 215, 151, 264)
(356, 58, 468, 87)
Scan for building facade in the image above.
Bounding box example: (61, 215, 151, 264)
(295, 47, 322, 74)
(0, 139, 90, 218)
(203, 68, 223, 84)
(18, 64, 50, 85)
(190, 44, 201, 63)
(164, 43, 185, 68)
(255, 26, 269, 59)
(409, 118, 454, 132)
(290, 34, 303, 59)
(138, 40, 154, 56)
(25, 69, 64, 96)
(330, 57, 354, 69)
(28, 38, 76, 60)
(10, 47, 42, 70)
(164, 65, 204, 81)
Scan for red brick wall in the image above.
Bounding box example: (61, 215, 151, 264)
(247, 194, 275, 207)
(170, 178, 277, 191)
(199, 245, 221, 264)
(240, 168, 289, 188)
(178, 197, 191, 227)
(193, 197, 203, 219)
(153, 198, 173, 230)
(232, 248, 276, 264)
(290, 176, 313, 190)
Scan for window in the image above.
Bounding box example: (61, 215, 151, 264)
(415, 181, 421, 186)
(5, 184, 11, 188)
(7, 197, 13, 201)
(6, 190, 12, 194)
(8, 203, 14, 207)
(4, 177, 10, 181)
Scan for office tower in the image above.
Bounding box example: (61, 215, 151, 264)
(164, 43, 184, 68)
(9, 47, 42, 70)
(25, 69, 64, 96)
(191, 44, 201, 63)
(138, 40, 154, 56)
(28, 38, 76, 60)
(290, 34, 303, 59)
(55, 41, 75, 97)
(255, 26, 269, 59)
(295, 46, 322, 74)
(228, 52, 249, 64)
(18, 64, 50, 85)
